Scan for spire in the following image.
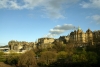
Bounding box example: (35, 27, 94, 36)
(78, 26, 81, 30)
(88, 28, 90, 30)
(86, 28, 92, 33)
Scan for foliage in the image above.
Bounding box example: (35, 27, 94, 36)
(38, 51, 57, 66)
(18, 50, 37, 67)
(4, 53, 20, 65)
(57, 51, 67, 59)
(0, 52, 5, 62)
(86, 51, 98, 64)
(53, 41, 65, 52)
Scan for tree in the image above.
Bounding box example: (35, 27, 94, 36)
(86, 52, 98, 64)
(0, 52, 5, 62)
(57, 51, 67, 59)
(64, 43, 74, 55)
(5, 53, 20, 66)
(18, 50, 37, 67)
(38, 51, 57, 66)
(53, 41, 65, 52)
(72, 54, 80, 63)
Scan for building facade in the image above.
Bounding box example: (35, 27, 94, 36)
(38, 38, 54, 44)
(69, 27, 100, 46)
(37, 38, 54, 49)
(59, 36, 70, 44)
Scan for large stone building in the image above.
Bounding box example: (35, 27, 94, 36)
(69, 27, 100, 46)
(38, 38, 54, 44)
(37, 38, 54, 49)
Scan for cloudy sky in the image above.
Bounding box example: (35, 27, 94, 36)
(0, 0, 100, 45)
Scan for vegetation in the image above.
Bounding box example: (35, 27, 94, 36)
(0, 42, 100, 67)
(18, 50, 37, 67)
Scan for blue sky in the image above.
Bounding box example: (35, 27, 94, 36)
(0, 0, 100, 46)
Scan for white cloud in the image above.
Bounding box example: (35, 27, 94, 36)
(50, 29, 65, 34)
(0, 0, 79, 19)
(86, 16, 91, 19)
(23, 0, 44, 9)
(0, 0, 22, 9)
(0, 0, 8, 8)
(9, 0, 22, 9)
(86, 15, 100, 24)
(54, 24, 76, 30)
(92, 15, 100, 24)
(43, 0, 79, 19)
(48, 12, 65, 19)
(80, 0, 100, 8)
(45, 24, 78, 37)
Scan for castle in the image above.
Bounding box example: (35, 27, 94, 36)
(7, 27, 100, 52)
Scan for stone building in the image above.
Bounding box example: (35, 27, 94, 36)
(59, 35, 70, 44)
(85, 28, 93, 45)
(37, 38, 54, 49)
(93, 30, 100, 45)
(8, 40, 36, 52)
(69, 27, 86, 45)
(38, 38, 54, 44)
(69, 27, 100, 46)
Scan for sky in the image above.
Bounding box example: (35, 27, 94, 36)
(0, 0, 100, 46)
